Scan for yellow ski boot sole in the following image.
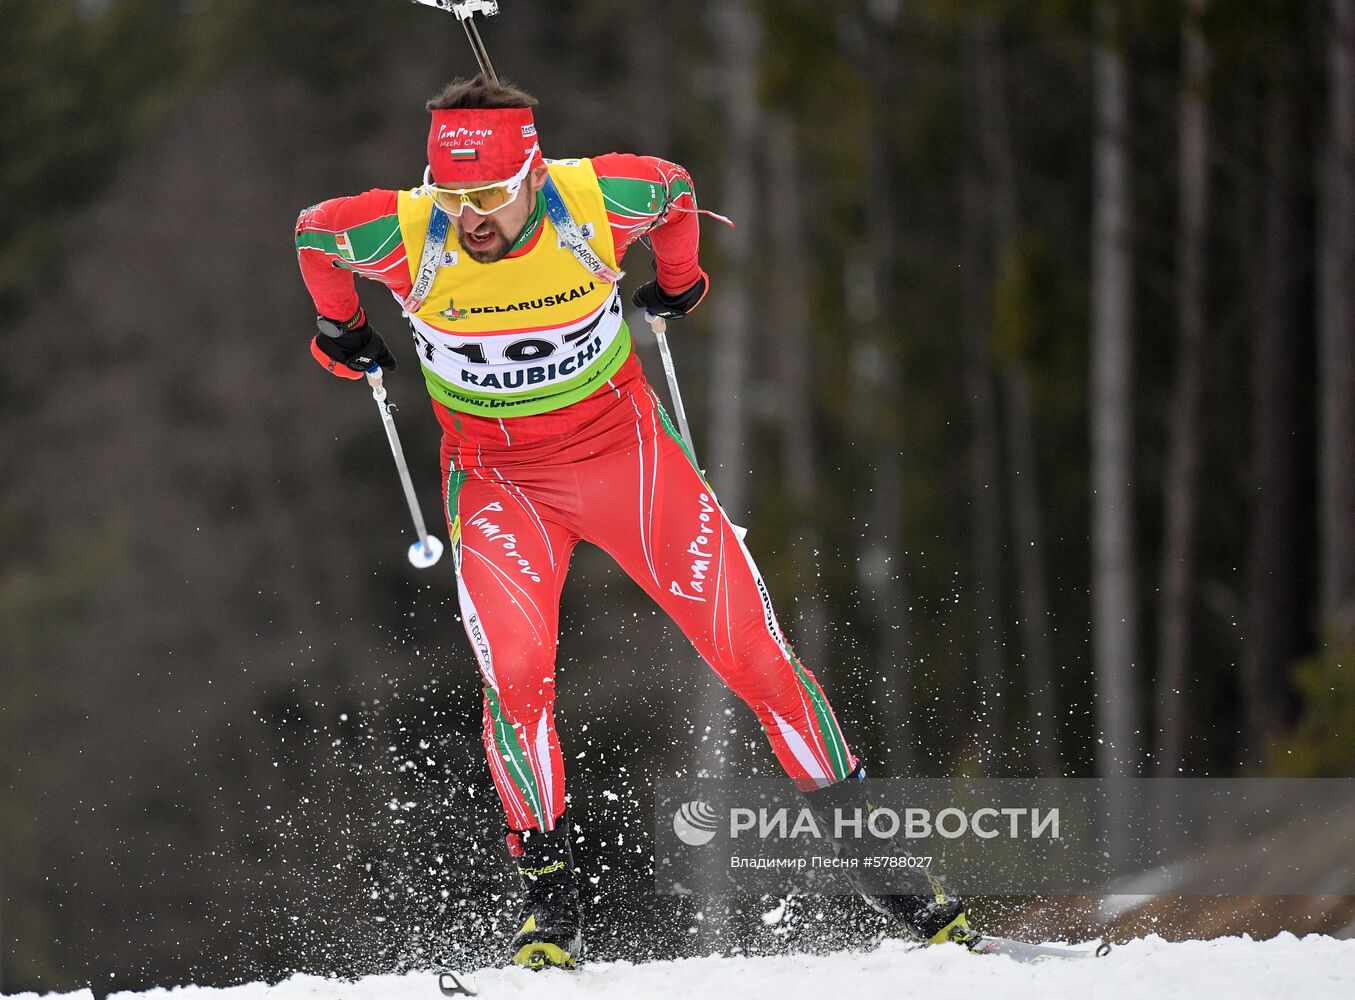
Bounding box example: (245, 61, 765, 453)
(512, 942, 577, 970)
(931, 910, 972, 945)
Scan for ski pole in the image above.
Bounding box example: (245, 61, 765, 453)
(646, 313, 698, 461)
(366, 366, 445, 568)
(644, 313, 748, 540)
(411, 0, 501, 82)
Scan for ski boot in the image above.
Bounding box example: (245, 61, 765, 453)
(803, 764, 970, 944)
(506, 817, 583, 970)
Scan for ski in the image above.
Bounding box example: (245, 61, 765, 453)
(957, 931, 1111, 963)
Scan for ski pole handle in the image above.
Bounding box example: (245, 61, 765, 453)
(365, 364, 386, 398)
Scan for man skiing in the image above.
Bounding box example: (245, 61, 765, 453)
(294, 75, 966, 969)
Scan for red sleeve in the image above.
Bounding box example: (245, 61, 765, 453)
(294, 189, 408, 321)
(591, 153, 703, 294)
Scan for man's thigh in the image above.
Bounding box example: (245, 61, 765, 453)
(448, 471, 576, 692)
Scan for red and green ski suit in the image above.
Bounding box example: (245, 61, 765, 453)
(296, 153, 857, 832)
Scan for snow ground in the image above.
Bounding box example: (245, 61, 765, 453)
(9, 934, 1355, 1000)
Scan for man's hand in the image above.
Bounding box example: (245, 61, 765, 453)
(631, 271, 708, 320)
(310, 309, 397, 379)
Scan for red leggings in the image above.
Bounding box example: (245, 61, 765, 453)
(439, 370, 857, 832)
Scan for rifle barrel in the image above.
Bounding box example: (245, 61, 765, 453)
(461, 16, 499, 83)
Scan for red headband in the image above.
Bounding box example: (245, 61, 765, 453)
(427, 107, 544, 185)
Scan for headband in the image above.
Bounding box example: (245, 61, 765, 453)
(427, 107, 545, 185)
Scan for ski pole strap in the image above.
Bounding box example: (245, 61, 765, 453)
(401, 204, 452, 314)
(541, 174, 624, 284)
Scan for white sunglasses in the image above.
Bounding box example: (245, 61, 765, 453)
(421, 143, 539, 216)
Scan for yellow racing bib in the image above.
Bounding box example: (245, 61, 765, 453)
(395, 158, 631, 417)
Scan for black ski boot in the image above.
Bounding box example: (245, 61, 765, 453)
(803, 764, 970, 944)
(506, 817, 583, 970)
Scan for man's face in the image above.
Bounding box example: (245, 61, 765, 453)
(451, 165, 549, 264)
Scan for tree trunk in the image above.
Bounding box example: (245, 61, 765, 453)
(860, 398, 915, 773)
(622, 0, 674, 153)
(693, 0, 760, 951)
(1090, 0, 1141, 781)
(853, 1, 914, 773)
(1243, 51, 1307, 760)
(706, 0, 759, 523)
(1319, 0, 1355, 648)
(767, 114, 830, 683)
(694, 0, 759, 785)
(972, 14, 1062, 775)
(1156, 0, 1211, 775)
(1001, 374, 1061, 773)
(960, 165, 1007, 773)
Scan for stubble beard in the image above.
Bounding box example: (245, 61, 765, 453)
(457, 216, 532, 264)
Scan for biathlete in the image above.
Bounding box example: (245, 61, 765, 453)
(294, 75, 966, 969)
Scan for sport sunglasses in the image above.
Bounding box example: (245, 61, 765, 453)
(421, 143, 539, 216)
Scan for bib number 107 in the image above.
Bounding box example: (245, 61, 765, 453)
(415, 325, 594, 365)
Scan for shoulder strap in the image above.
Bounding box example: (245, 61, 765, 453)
(401, 204, 451, 314)
(402, 178, 623, 311)
(542, 174, 625, 285)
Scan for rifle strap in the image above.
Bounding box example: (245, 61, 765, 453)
(542, 174, 624, 284)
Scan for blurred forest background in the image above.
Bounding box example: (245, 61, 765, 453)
(2, 0, 1354, 994)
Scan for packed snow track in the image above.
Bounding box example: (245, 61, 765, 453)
(9, 933, 1354, 1000)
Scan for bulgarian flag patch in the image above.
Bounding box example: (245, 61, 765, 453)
(449, 148, 478, 161)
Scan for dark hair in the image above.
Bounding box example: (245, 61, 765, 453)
(426, 74, 538, 111)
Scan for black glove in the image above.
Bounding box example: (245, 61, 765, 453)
(311, 309, 396, 379)
(631, 271, 708, 320)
